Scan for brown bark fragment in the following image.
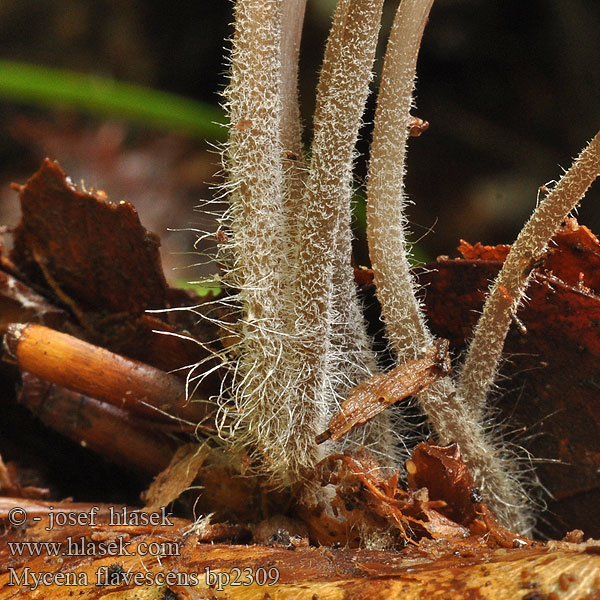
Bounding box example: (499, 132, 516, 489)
(142, 444, 210, 510)
(317, 339, 450, 443)
(10, 158, 168, 315)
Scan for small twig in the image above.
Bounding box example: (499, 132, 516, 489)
(18, 373, 177, 475)
(317, 339, 450, 444)
(4, 323, 209, 424)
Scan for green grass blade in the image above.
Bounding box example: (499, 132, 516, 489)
(0, 60, 226, 140)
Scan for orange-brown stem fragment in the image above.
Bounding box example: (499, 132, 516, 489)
(4, 323, 209, 424)
(317, 339, 451, 443)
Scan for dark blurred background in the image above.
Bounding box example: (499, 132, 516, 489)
(0, 0, 599, 273)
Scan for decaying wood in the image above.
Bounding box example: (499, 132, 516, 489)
(316, 339, 451, 443)
(0, 503, 599, 599)
(4, 323, 209, 424)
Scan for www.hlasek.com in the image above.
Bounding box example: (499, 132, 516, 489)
(5, 505, 280, 591)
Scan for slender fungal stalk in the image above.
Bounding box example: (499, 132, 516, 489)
(223, 0, 391, 486)
(279, 0, 309, 336)
(458, 130, 600, 421)
(286, 0, 388, 472)
(280, 0, 307, 163)
(314, 0, 393, 459)
(366, 0, 434, 360)
(366, 0, 532, 533)
(222, 0, 290, 474)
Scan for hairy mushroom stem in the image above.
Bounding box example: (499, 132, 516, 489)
(221, 0, 393, 487)
(280, 0, 306, 163)
(220, 0, 290, 467)
(366, 0, 434, 362)
(457, 130, 600, 421)
(280, 0, 308, 206)
(366, 0, 532, 532)
(279, 0, 309, 332)
(285, 0, 395, 476)
(418, 378, 534, 533)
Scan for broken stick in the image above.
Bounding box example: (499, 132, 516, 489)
(4, 323, 210, 424)
(317, 339, 451, 443)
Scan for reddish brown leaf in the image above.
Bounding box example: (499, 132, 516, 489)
(7, 158, 223, 382)
(11, 158, 168, 315)
(540, 218, 600, 291)
(302, 444, 524, 549)
(407, 442, 476, 525)
(407, 442, 527, 548)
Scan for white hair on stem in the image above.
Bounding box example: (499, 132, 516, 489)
(287, 0, 397, 472)
(457, 130, 600, 422)
(280, 0, 306, 163)
(219, 0, 291, 475)
(366, 0, 434, 360)
(279, 0, 308, 260)
(218, 0, 394, 486)
(200, 0, 597, 538)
